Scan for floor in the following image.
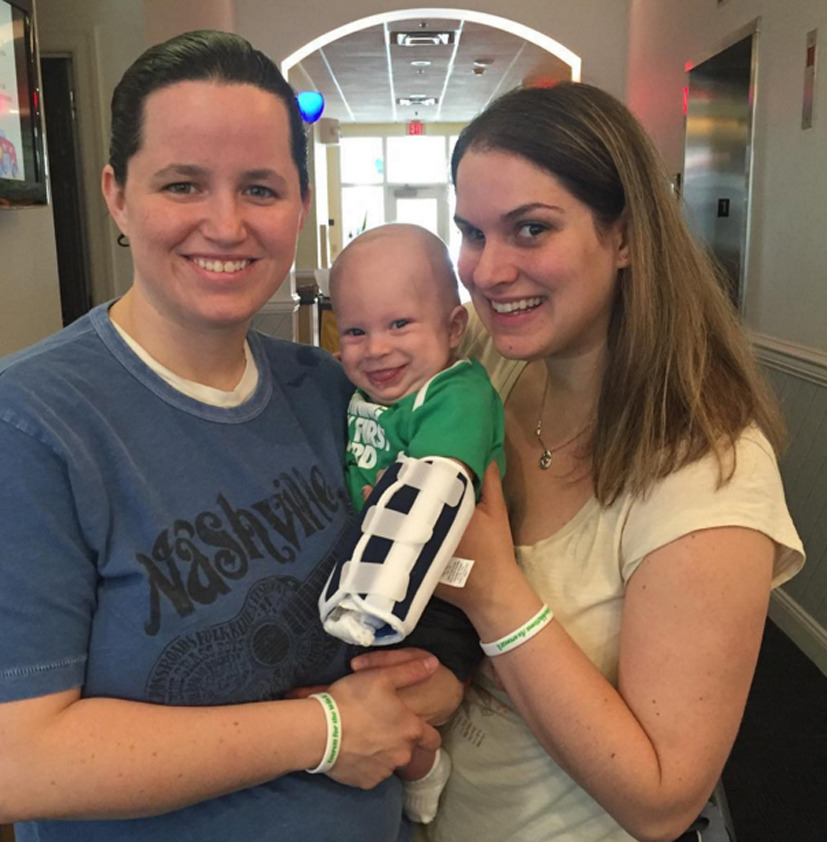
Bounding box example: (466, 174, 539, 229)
(721, 620, 827, 841)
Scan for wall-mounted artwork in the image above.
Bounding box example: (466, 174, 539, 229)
(0, 0, 47, 207)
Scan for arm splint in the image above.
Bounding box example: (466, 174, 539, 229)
(319, 452, 475, 646)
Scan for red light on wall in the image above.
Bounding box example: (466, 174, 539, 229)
(407, 121, 424, 135)
(522, 75, 559, 89)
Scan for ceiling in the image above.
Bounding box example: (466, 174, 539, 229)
(293, 16, 572, 125)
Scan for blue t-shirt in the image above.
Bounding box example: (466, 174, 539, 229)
(0, 304, 408, 841)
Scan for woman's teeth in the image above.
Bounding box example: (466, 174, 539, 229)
(491, 297, 543, 314)
(192, 258, 250, 273)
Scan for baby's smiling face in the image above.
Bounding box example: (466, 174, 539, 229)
(333, 230, 466, 405)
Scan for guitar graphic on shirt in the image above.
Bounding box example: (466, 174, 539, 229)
(145, 544, 348, 705)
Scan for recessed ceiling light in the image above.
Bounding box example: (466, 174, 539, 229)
(411, 60, 432, 67)
(397, 95, 438, 107)
(473, 58, 494, 67)
(392, 31, 455, 47)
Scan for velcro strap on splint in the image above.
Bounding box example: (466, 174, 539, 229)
(361, 457, 468, 544)
(337, 558, 411, 602)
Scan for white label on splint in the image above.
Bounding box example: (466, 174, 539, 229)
(438, 556, 475, 588)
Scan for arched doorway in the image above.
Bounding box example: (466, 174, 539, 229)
(283, 10, 580, 272)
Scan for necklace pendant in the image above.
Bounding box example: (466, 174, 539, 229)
(539, 449, 553, 470)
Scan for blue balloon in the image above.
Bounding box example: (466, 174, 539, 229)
(297, 91, 325, 123)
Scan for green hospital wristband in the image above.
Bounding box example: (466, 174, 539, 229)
(480, 604, 553, 657)
(305, 692, 342, 774)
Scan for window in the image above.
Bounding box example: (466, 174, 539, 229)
(341, 185, 384, 242)
(339, 132, 470, 300)
(340, 137, 383, 184)
(386, 136, 447, 184)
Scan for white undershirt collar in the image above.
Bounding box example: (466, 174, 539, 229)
(110, 319, 259, 407)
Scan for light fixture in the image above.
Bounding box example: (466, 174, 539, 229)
(392, 31, 455, 47)
(397, 95, 438, 107)
(410, 60, 431, 67)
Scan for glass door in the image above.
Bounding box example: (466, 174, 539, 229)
(386, 184, 450, 243)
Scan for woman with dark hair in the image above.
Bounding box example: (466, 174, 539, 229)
(358, 82, 804, 841)
(0, 30, 461, 842)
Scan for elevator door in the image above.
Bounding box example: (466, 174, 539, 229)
(683, 32, 756, 309)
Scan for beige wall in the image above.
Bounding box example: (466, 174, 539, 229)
(628, 0, 827, 355)
(143, 0, 235, 45)
(0, 207, 61, 357)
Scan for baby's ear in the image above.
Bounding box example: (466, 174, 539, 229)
(447, 304, 469, 350)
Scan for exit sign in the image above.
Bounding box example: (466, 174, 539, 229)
(407, 121, 424, 135)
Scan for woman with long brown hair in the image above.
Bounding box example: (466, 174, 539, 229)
(360, 82, 804, 842)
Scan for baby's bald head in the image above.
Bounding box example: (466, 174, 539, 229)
(330, 224, 460, 315)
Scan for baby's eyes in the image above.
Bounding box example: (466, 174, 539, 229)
(342, 327, 365, 337)
(391, 319, 410, 330)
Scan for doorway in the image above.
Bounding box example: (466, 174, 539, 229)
(683, 24, 758, 310)
(387, 184, 450, 243)
(40, 55, 92, 325)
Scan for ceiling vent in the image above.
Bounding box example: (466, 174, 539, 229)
(397, 95, 438, 107)
(392, 31, 456, 47)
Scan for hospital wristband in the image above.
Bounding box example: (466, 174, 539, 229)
(305, 692, 342, 774)
(480, 604, 553, 657)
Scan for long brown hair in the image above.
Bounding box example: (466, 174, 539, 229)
(452, 82, 784, 503)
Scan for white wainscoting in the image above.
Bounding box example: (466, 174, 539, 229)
(753, 333, 827, 676)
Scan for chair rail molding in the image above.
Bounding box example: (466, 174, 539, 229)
(751, 332, 827, 386)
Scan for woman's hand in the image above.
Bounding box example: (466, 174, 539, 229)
(435, 462, 529, 622)
(323, 655, 442, 789)
(350, 648, 464, 725)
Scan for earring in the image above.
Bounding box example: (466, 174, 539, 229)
(117, 233, 130, 248)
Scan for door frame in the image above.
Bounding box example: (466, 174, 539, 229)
(41, 29, 116, 305)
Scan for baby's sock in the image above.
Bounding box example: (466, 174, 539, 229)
(402, 748, 452, 824)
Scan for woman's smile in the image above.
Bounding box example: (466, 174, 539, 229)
(488, 296, 546, 315)
(187, 256, 254, 274)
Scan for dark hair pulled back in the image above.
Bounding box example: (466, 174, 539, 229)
(109, 30, 308, 196)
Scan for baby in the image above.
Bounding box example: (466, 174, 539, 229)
(317, 223, 505, 823)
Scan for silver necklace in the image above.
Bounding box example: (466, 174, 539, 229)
(535, 368, 589, 470)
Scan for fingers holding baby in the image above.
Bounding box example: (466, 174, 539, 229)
(321, 654, 442, 789)
(435, 462, 522, 615)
